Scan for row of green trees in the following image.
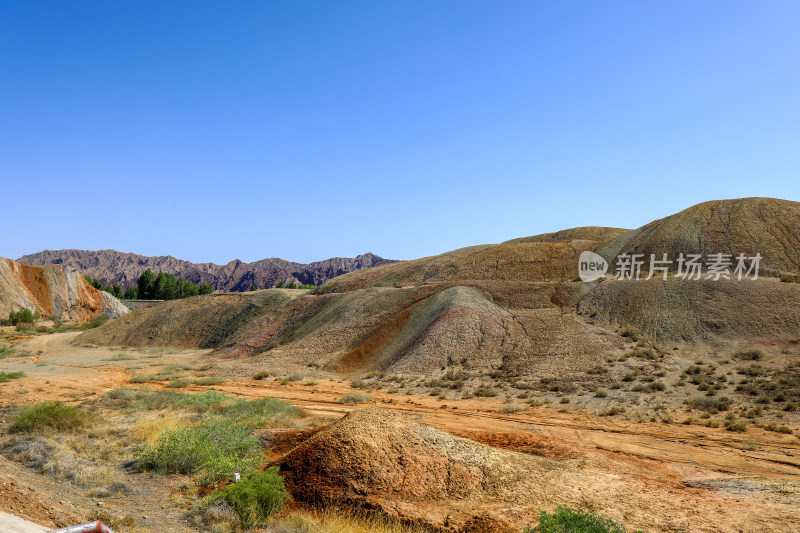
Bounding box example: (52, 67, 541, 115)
(85, 271, 315, 300)
(137, 269, 213, 300)
(1, 308, 39, 326)
(83, 275, 126, 299)
(84, 271, 212, 300)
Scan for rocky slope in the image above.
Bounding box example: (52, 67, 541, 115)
(271, 408, 800, 533)
(76, 197, 800, 376)
(17, 249, 395, 292)
(0, 258, 128, 321)
(596, 197, 800, 277)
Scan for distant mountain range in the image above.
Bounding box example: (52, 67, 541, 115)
(17, 249, 397, 292)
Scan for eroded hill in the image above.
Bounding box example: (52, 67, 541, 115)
(0, 257, 128, 321)
(75, 197, 800, 381)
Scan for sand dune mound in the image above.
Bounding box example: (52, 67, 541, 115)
(597, 197, 800, 277)
(319, 242, 593, 294)
(504, 226, 629, 244)
(0, 257, 127, 321)
(580, 277, 800, 344)
(75, 290, 294, 349)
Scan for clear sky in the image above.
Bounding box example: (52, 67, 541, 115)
(2, 1, 799, 264)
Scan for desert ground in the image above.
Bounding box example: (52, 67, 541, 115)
(1, 328, 799, 532)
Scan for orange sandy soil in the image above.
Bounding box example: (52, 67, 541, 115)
(2, 332, 800, 532)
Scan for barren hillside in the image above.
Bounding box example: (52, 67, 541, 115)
(596, 197, 800, 277)
(503, 225, 629, 244)
(74, 197, 800, 381)
(0, 257, 128, 321)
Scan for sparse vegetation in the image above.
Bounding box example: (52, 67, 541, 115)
(203, 468, 290, 527)
(474, 386, 498, 397)
(525, 505, 633, 533)
(733, 349, 764, 361)
(0, 370, 25, 382)
(139, 418, 262, 485)
(9, 401, 93, 433)
(1, 308, 37, 326)
(340, 393, 372, 404)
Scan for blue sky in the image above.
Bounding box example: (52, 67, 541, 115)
(2, 1, 799, 264)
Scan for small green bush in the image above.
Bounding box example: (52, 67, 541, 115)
(81, 315, 109, 329)
(618, 325, 641, 342)
(733, 349, 764, 361)
(2, 309, 36, 326)
(178, 390, 232, 411)
(500, 403, 526, 414)
(195, 376, 227, 386)
(105, 387, 138, 400)
(686, 396, 731, 413)
(139, 418, 262, 485)
(207, 468, 290, 527)
(0, 371, 25, 382)
(253, 371, 270, 380)
(130, 374, 159, 383)
(9, 401, 92, 433)
(339, 393, 372, 404)
(474, 386, 498, 397)
(525, 506, 630, 533)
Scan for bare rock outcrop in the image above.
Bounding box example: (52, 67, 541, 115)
(0, 257, 128, 321)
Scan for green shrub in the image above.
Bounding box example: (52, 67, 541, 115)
(725, 420, 747, 433)
(130, 374, 159, 383)
(525, 506, 630, 533)
(686, 396, 731, 413)
(253, 371, 270, 380)
(9, 401, 92, 433)
(207, 468, 290, 527)
(81, 315, 109, 329)
(733, 349, 764, 361)
(474, 386, 498, 397)
(2, 308, 36, 326)
(339, 393, 372, 404)
(500, 403, 526, 414)
(195, 376, 227, 386)
(105, 387, 138, 400)
(0, 371, 25, 382)
(178, 390, 232, 411)
(139, 418, 262, 485)
(618, 325, 641, 342)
